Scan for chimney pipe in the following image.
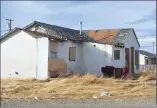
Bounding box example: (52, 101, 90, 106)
(80, 21, 82, 35)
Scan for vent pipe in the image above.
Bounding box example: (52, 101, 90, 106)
(80, 21, 82, 35)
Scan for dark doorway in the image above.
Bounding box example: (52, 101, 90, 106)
(131, 47, 134, 74)
(125, 48, 130, 70)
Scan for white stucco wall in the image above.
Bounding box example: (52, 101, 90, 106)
(36, 37, 49, 79)
(81, 42, 113, 76)
(140, 54, 145, 65)
(125, 30, 140, 73)
(1, 31, 37, 78)
(140, 55, 154, 65)
(112, 47, 125, 68)
(57, 41, 82, 73)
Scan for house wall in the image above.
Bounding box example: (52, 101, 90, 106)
(147, 58, 152, 65)
(81, 42, 113, 76)
(140, 54, 145, 65)
(1, 31, 37, 78)
(48, 40, 67, 77)
(57, 41, 82, 73)
(112, 47, 125, 68)
(140, 55, 155, 65)
(55, 40, 128, 76)
(26, 24, 140, 75)
(124, 31, 140, 74)
(36, 37, 49, 79)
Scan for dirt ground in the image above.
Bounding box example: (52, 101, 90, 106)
(1, 72, 156, 100)
(1, 98, 156, 108)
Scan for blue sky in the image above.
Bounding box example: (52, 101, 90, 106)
(1, 1, 156, 53)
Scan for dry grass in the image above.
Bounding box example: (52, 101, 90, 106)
(138, 72, 156, 81)
(1, 73, 156, 100)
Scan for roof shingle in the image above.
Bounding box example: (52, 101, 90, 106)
(32, 21, 96, 42)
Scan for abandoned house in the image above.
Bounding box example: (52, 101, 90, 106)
(1, 21, 140, 79)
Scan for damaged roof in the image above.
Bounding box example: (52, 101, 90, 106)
(1, 21, 140, 46)
(83, 29, 118, 44)
(0, 28, 63, 42)
(24, 30, 63, 40)
(83, 28, 140, 46)
(24, 21, 96, 42)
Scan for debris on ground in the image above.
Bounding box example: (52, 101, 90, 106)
(100, 90, 109, 97)
(93, 90, 109, 99)
(34, 96, 38, 100)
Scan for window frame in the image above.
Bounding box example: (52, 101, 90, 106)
(114, 50, 120, 60)
(69, 47, 76, 61)
(49, 50, 57, 58)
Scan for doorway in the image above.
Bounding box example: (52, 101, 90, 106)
(125, 48, 130, 70)
(131, 47, 134, 74)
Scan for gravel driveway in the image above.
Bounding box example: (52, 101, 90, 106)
(1, 98, 156, 108)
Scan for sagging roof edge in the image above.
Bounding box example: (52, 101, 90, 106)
(0, 28, 65, 43)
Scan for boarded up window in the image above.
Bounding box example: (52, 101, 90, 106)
(49, 40, 58, 58)
(69, 47, 76, 61)
(50, 41, 58, 52)
(49, 51, 57, 58)
(135, 50, 139, 69)
(114, 50, 120, 60)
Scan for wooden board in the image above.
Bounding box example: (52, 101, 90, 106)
(131, 47, 134, 74)
(48, 58, 67, 78)
(125, 48, 130, 70)
(50, 40, 58, 52)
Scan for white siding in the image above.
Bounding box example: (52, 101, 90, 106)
(125, 30, 140, 74)
(140, 54, 145, 65)
(1, 31, 37, 78)
(57, 41, 82, 73)
(81, 42, 113, 76)
(112, 47, 125, 68)
(36, 37, 49, 79)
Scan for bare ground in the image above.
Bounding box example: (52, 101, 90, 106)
(1, 98, 156, 108)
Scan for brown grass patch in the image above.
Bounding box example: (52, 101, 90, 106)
(1, 73, 156, 100)
(138, 72, 156, 81)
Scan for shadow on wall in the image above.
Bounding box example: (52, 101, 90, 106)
(90, 43, 112, 58)
(48, 42, 113, 77)
(82, 42, 113, 75)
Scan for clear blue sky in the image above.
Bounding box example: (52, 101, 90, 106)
(1, 1, 156, 53)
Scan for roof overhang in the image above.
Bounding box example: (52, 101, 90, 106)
(0, 28, 22, 43)
(131, 28, 140, 47)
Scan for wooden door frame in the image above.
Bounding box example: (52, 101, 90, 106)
(125, 48, 130, 70)
(131, 47, 134, 74)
